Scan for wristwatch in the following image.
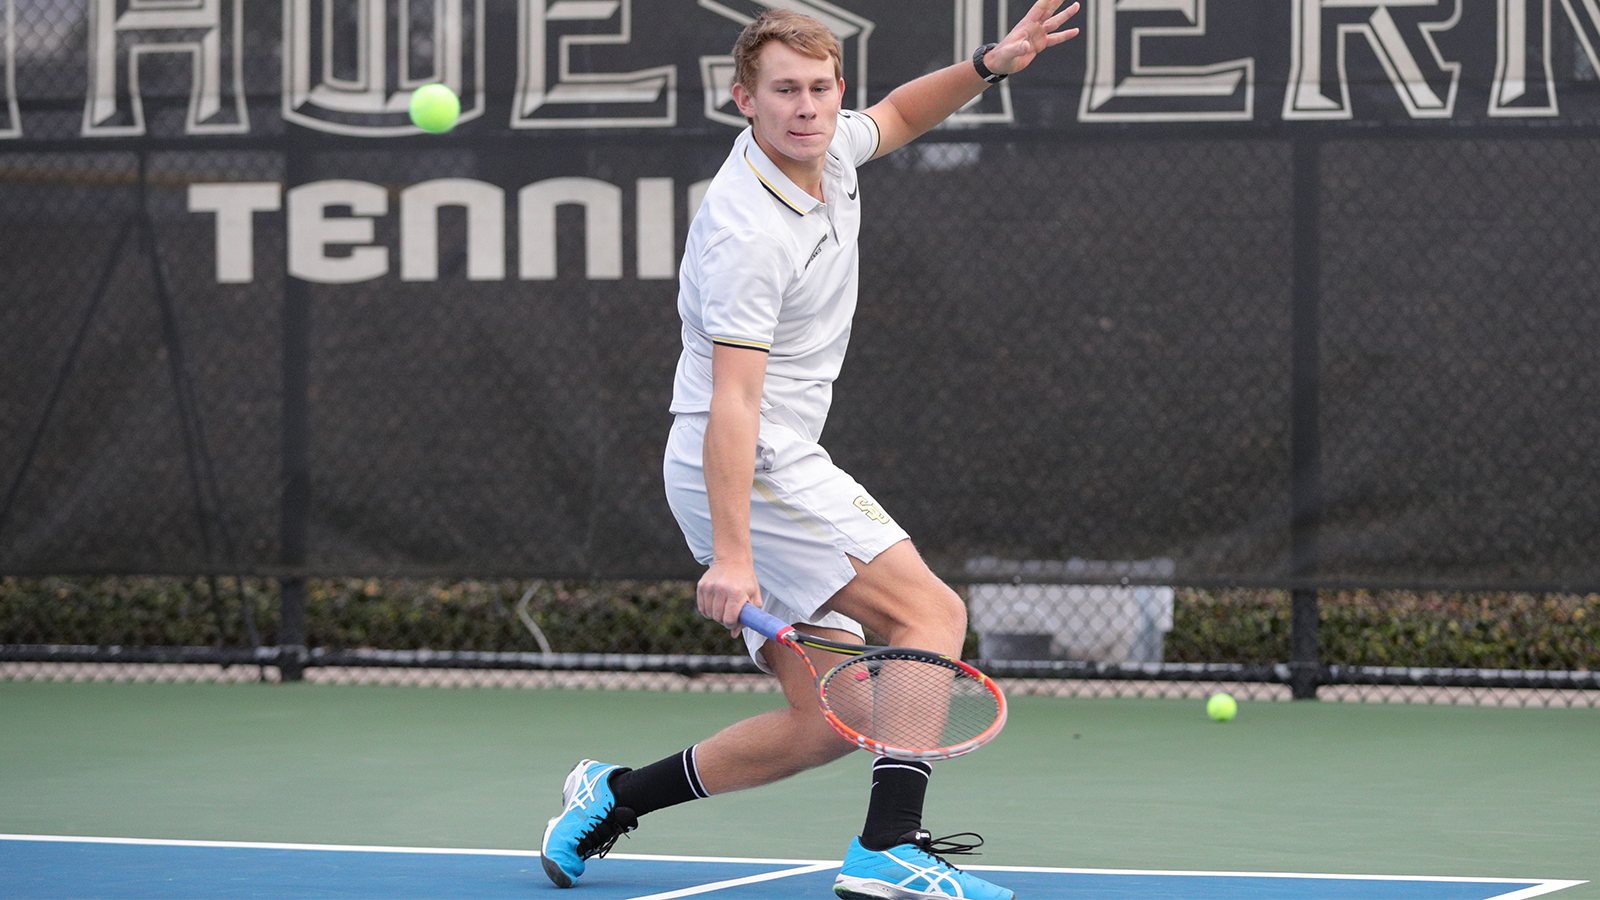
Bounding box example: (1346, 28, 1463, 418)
(972, 43, 1007, 84)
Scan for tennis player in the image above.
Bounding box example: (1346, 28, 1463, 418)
(543, 4, 1080, 898)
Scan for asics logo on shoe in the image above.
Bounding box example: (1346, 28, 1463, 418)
(542, 760, 635, 889)
(833, 832, 1011, 900)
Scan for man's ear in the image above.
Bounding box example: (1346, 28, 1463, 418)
(732, 81, 756, 118)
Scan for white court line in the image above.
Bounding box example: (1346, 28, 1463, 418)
(1480, 886, 1590, 900)
(0, 834, 833, 866)
(0, 834, 1584, 899)
(958, 863, 1585, 899)
(622, 862, 839, 900)
(0, 833, 545, 857)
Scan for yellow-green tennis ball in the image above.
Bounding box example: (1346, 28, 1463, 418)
(409, 84, 460, 133)
(1206, 692, 1238, 722)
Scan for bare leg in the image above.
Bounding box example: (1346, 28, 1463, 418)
(826, 539, 967, 659)
(819, 540, 967, 849)
(692, 540, 965, 795)
(693, 624, 859, 795)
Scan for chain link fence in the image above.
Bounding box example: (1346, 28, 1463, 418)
(3, 576, 1595, 707)
(4, 1, 1600, 703)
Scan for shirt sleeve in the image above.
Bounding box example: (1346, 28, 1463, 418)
(834, 109, 881, 167)
(696, 227, 794, 352)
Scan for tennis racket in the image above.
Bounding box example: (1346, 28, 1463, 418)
(737, 603, 1007, 761)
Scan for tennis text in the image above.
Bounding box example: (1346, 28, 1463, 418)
(188, 177, 708, 284)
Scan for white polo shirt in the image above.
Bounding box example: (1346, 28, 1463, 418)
(670, 109, 881, 443)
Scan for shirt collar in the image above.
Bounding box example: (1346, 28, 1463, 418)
(742, 129, 827, 217)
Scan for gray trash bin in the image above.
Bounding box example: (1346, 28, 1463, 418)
(965, 557, 1175, 664)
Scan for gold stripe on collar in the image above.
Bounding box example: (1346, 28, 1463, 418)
(745, 150, 809, 217)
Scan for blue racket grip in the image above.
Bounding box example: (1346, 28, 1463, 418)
(737, 604, 795, 641)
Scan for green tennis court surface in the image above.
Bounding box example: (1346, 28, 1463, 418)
(1, 682, 1594, 896)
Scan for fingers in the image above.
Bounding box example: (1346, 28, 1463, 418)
(1009, 0, 1077, 51)
(1045, 15, 1081, 47)
(1044, 1, 1079, 25)
(698, 590, 746, 637)
(697, 586, 745, 627)
(1042, 2, 1079, 37)
(991, 0, 1078, 74)
(1031, 0, 1076, 24)
(697, 562, 762, 636)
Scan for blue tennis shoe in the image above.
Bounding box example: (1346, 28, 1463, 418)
(833, 831, 1013, 900)
(540, 759, 637, 888)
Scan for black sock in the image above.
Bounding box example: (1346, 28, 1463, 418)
(859, 758, 932, 851)
(608, 746, 709, 817)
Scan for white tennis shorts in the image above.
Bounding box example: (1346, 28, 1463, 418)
(663, 411, 910, 670)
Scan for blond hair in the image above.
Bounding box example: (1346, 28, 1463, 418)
(732, 9, 843, 97)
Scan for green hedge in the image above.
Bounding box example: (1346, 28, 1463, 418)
(0, 576, 279, 649)
(0, 576, 734, 656)
(2, 576, 1596, 670)
(1165, 587, 1598, 669)
(302, 579, 733, 655)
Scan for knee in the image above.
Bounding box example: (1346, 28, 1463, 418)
(902, 582, 967, 642)
(932, 586, 969, 653)
(939, 586, 969, 635)
(837, 544, 969, 655)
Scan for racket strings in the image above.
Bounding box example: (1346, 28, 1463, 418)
(819, 651, 1001, 754)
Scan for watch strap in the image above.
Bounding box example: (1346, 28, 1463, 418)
(972, 43, 1007, 84)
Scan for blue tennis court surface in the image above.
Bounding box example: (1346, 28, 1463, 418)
(0, 835, 1585, 900)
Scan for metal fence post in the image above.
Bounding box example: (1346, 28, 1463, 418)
(1289, 135, 1323, 700)
(278, 147, 310, 683)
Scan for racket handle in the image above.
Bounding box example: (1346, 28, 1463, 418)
(737, 603, 795, 641)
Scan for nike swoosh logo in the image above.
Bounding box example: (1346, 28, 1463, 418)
(847, 184, 858, 200)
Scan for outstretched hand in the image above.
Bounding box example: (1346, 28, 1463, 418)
(986, 0, 1081, 77)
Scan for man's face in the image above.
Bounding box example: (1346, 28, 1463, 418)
(733, 41, 843, 170)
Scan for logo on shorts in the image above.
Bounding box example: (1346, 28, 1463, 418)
(854, 495, 893, 525)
